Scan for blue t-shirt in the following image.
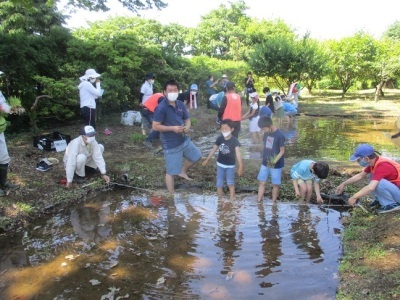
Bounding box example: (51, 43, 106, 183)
(206, 80, 217, 95)
(215, 135, 241, 167)
(153, 98, 189, 149)
(261, 129, 285, 168)
(259, 106, 272, 117)
(290, 159, 320, 182)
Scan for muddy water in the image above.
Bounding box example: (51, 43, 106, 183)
(0, 192, 344, 299)
(1, 115, 398, 299)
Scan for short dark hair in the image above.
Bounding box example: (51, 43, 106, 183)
(163, 79, 179, 91)
(258, 116, 273, 128)
(221, 119, 234, 129)
(313, 162, 329, 179)
(226, 81, 235, 90)
(263, 87, 270, 93)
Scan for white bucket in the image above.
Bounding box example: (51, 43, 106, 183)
(121, 111, 141, 126)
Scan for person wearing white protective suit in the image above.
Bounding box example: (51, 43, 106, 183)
(0, 71, 20, 196)
(63, 125, 110, 188)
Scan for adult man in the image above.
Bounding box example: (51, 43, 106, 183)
(64, 125, 110, 188)
(0, 71, 19, 196)
(336, 143, 400, 213)
(206, 75, 219, 109)
(78, 69, 104, 129)
(152, 80, 202, 194)
(141, 92, 164, 149)
(218, 81, 242, 138)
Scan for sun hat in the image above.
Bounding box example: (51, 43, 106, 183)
(80, 69, 101, 81)
(80, 125, 96, 137)
(249, 92, 259, 99)
(349, 144, 375, 161)
(222, 74, 228, 78)
(190, 84, 198, 90)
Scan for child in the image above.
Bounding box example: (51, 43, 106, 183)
(202, 119, 243, 200)
(290, 160, 329, 204)
(273, 92, 284, 128)
(241, 92, 261, 143)
(257, 116, 285, 202)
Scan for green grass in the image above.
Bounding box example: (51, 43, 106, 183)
(130, 133, 146, 143)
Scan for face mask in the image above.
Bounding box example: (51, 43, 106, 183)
(358, 159, 369, 167)
(222, 131, 231, 138)
(89, 78, 96, 83)
(149, 79, 155, 84)
(251, 103, 258, 110)
(86, 136, 95, 144)
(167, 92, 179, 101)
(191, 91, 197, 95)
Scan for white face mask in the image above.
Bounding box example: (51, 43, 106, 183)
(86, 136, 95, 144)
(222, 131, 231, 138)
(89, 78, 96, 83)
(191, 91, 197, 95)
(167, 92, 179, 101)
(149, 79, 155, 84)
(251, 103, 258, 109)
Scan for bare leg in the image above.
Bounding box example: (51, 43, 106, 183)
(178, 159, 194, 181)
(165, 174, 175, 194)
(258, 181, 266, 202)
(272, 184, 279, 202)
(217, 187, 224, 199)
(228, 185, 235, 200)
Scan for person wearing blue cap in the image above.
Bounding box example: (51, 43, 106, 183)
(177, 84, 198, 109)
(336, 143, 400, 214)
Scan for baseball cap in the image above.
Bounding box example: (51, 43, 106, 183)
(81, 125, 96, 137)
(190, 84, 198, 90)
(349, 144, 374, 161)
(249, 92, 259, 99)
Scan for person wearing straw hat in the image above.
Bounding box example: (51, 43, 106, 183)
(336, 143, 400, 214)
(78, 68, 104, 129)
(64, 125, 110, 188)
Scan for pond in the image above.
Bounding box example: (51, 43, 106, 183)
(1, 115, 398, 299)
(0, 192, 344, 299)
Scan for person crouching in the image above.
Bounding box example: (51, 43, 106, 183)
(64, 125, 110, 188)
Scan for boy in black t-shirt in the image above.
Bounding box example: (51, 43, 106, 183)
(203, 119, 243, 199)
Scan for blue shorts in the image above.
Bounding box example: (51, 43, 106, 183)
(216, 165, 235, 188)
(164, 137, 202, 175)
(257, 164, 282, 185)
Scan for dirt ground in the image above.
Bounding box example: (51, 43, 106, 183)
(0, 100, 399, 299)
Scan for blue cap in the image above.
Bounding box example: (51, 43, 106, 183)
(349, 144, 374, 161)
(190, 84, 198, 90)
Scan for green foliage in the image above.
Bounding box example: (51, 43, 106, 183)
(130, 132, 146, 143)
(382, 20, 400, 40)
(61, 0, 167, 13)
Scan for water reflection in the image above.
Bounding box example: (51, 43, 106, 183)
(0, 192, 345, 299)
(256, 202, 282, 288)
(281, 119, 299, 145)
(290, 205, 323, 262)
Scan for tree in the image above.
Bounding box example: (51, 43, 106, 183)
(326, 32, 377, 98)
(9, 0, 167, 13)
(382, 20, 400, 41)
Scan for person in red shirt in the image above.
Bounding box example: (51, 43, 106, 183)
(217, 81, 242, 138)
(336, 143, 400, 214)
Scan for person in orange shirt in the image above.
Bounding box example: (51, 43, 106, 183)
(217, 81, 242, 138)
(141, 92, 164, 149)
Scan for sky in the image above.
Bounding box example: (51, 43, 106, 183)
(61, 0, 400, 40)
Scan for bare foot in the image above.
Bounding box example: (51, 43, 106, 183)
(178, 173, 193, 181)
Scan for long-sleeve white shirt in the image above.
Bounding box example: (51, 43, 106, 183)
(78, 81, 104, 109)
(63, 136, 106, 183)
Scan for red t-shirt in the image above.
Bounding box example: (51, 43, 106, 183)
(365, 161, 400, 187)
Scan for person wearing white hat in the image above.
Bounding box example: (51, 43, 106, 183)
(78, 69, 104, 129)
(219, 74, 229, 90)
(63, 125, 110, 188)
(0, 71, 19, 196)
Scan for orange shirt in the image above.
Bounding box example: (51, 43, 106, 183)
(144, 93, 164, 113)
(222, 92, 242, 121)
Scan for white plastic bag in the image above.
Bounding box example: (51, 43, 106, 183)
(121, 111, 141, 126)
